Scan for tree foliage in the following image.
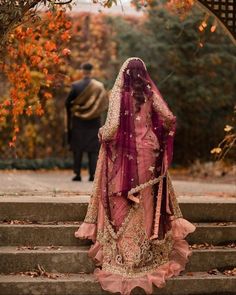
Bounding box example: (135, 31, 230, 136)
(0, 12, 115, 159)
(0, 9, 71, 147)
(0, 4, 235, 165)
(0, 0, 73, 47)
(68, 12, 116, 83)
(108, 2, 236, 164)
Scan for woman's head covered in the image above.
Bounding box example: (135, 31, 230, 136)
(123, 57, 152, 112)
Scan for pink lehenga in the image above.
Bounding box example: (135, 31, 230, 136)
(75, 57, 196, 295)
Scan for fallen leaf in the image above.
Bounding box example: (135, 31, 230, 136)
(208, 269, 219, 275)
(223, 268, 236, 276)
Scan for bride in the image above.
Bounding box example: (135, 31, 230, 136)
(75, 57, 196, 295)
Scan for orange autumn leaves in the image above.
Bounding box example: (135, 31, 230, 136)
(71, 13, 116, 82)
(166, 0, 194, 18)
(0, 9, 72, 147)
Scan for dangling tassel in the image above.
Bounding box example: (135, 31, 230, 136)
(150, 177, 164, 240)
(165, 174, 172, 215)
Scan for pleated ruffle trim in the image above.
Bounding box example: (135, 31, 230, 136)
(75, 218, 196, 295)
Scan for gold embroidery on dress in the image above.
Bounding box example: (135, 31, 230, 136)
(104, 207, 135, 240)
(128, 174, 165, 197)
(84, 147, 105, 224)
(167, 172, 183, 218)
(152, 92, 176, 130)
(97, 204, 174, 278)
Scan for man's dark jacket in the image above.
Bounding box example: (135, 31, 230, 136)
(65, 77, 103, 152)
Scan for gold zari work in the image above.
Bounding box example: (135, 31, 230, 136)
(97, 205, 174, 278)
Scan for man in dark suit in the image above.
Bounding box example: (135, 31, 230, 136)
(65, 63, 108, 181)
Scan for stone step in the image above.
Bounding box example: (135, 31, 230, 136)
(186, 248, 236, 272)
(187, 222, 236, 245)
(0, 273, 235, 295)
(0, 246, 235, 274)
(0, 222, 235, 246)
(0, 196, 88, 223)
(0, 223, 90, 247)
(0, 196, 236, 222)
(0, 246, 94, 274)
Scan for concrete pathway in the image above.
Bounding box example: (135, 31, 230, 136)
(0, 170, 235, 198)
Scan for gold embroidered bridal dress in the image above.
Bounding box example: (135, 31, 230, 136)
(75, 57, 196, 295)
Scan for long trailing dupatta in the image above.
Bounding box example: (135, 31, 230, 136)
(99, 57, 176, 238)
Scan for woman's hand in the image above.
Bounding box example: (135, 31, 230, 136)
(98, 128, 103, 143)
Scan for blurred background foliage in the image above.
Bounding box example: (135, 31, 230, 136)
(0, 0, 235, 169)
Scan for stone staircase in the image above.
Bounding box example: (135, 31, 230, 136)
(0, 195, 236, 295)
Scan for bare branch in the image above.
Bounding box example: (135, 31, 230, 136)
(0, 0, 73, 49)
(48, 0, 73, 4)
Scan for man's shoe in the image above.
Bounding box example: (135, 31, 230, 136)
(72, 175, 81, 181)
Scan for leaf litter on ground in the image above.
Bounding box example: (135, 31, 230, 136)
(17, 245, 62, 251)
(190, 242, 236, 250)
(0, 220, 80, 225)
(10, 264, 72, 279)
(190, 243, 214, 249)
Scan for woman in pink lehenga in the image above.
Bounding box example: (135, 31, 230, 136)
(75, 57, 196, 295)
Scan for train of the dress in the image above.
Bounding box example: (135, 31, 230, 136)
(75, 217, 196, 295)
